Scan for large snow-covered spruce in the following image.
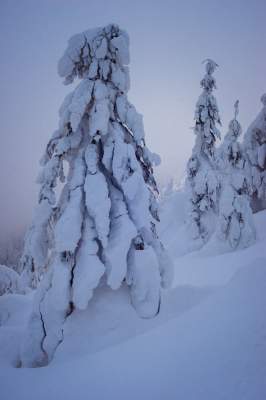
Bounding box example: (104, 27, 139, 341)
(20, 24, 172, 367)
(244, 94, 266, 212)
(186, 60, 221, 245)
(217, 102, 255, 249)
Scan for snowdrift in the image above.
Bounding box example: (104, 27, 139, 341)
(0, 190, 266, 399)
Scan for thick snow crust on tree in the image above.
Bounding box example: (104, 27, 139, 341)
(20, 200, 52, 288)
(244, 94, 266, 212)
(218, 186, 255, 249)
(186, 60, 221, 246)
(216, 104, 255, 249)
(20, 24, 172, 367)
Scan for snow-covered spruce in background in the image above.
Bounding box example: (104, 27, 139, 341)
(186, 59, 221, 246)
(160, 178, 177, 200)
(244, 93, 266, 212)
(0, 233, 24, 274)
(0, 265, 25, 296)
(217, 101, 255, 249)
(20, 24, 173, 367)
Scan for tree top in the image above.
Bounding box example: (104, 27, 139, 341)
(202, 59, 219, 75)
(58, 24, 129, 85)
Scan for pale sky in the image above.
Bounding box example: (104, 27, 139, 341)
(0, 0, 265, 238)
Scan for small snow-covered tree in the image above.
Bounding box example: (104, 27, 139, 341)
(161, 178, 176, 199)
(186, 59, 221, 245)
(20, 24, 172, 367)
(244, 93, 266, 212)
(217, 101, 255, 249)
(0, 233, 24, 273)
(0, 265, 25, 296)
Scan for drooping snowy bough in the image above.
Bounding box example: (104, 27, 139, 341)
(20, 24, 173, 367)
(186, 60, 221, 246)
(217, 101, 255, 249)
(244, 94, 266, 212)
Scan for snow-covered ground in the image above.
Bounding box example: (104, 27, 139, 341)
(0, 190, 266, 399)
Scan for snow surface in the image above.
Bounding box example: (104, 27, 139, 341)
(1, 190, 266, 399)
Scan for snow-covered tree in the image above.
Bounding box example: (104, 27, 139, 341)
(161, 178, 176, 200)
(244, 93, 266, 212)
(186, 59, 221, 245)
(0, 233, 24, 273)
(0, 265, 25, 296)
(217, 101, 255, 249)
(20, 24, 173, 367)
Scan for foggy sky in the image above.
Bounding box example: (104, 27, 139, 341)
(0, 0, 265, 239)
